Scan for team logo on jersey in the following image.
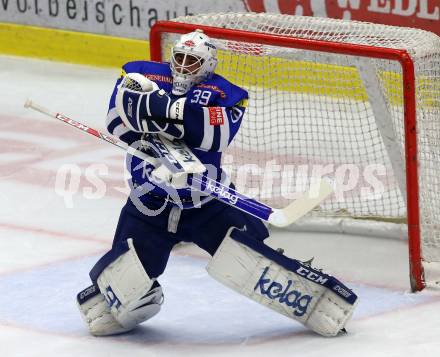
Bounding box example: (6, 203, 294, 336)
(254, 266, 313, 317)
(208, 107, 224, 126)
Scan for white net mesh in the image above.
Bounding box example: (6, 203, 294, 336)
(158, 13, 440, 287)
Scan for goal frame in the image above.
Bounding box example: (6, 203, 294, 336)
(149, 20, 422, 291)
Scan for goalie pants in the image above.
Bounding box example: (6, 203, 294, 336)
(107, 197, 270, 279)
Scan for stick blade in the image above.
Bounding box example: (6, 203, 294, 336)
(268, 179, 334, 227)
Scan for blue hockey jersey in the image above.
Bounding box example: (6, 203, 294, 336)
(106, 61, 248, 207)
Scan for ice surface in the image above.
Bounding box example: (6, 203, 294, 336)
(0, 55, 439, 357)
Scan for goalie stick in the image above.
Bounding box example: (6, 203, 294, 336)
(24, 99, 334, 227)
(143, 134, 334, 227)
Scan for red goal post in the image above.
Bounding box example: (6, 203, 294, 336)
(149, 14, 440, 292)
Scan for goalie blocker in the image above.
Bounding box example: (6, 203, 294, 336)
(207, 228, 358, 337)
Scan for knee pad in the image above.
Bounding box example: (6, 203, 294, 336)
(206, 228, 358, 337)
(83, 238, 163, 334)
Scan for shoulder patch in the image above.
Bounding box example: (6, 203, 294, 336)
(208, 107, 225, 126)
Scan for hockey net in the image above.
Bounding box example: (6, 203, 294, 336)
(149, 13, 440, 291)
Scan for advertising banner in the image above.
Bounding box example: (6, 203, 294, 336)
(243, 1, 440, 36)
(1, 1, 439, 38)
(0, 0, 246, 39)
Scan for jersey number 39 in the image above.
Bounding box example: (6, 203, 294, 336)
(191, 90, 211, 105)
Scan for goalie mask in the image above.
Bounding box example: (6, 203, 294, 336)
(170, 29, 218, 96)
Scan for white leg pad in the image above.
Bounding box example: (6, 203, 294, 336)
(87, 238, 163, 332)
(206, 228, 358, 337)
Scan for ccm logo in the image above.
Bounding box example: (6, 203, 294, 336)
(296, 266, 328, 285)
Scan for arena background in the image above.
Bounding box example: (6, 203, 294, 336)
(1, 0, 439, 67)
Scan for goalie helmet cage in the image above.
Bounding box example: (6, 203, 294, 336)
(149, 13, 440, 291)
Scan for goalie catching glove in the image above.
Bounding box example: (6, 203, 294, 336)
(115, 72, 185, 140)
